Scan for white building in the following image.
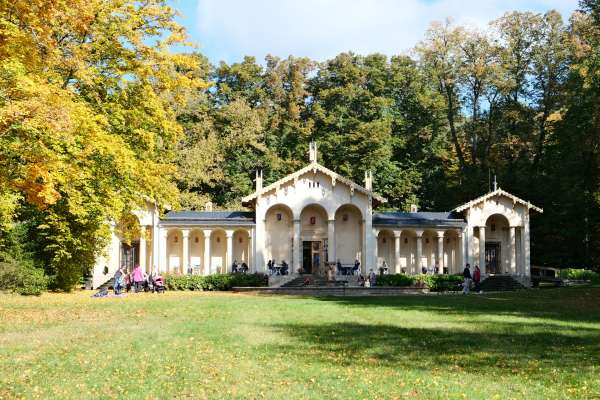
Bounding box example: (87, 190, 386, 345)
(91, 143, 542, 288)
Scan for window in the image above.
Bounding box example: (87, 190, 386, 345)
(276, 213, 282, 221)
(310, 216, 316, 225)
(491, 223, 496, 232)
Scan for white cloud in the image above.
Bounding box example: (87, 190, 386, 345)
(194, 0, 578, 63)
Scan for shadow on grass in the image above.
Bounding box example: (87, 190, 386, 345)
(312, 287, 600, 323)
(269, 320, 600, 378)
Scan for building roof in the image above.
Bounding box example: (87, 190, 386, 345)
(241, 161, 386, 206)
(161, 211, 255, 226)
(373, 211, 466, 228)
(454, 188, 543, 213)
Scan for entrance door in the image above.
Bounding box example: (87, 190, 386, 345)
(302, 241, 312, 274)
(120, 241, 140, 272)
(485, 243, 501, 274)
(302, 241, 324, 274)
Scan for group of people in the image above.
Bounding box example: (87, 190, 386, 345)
(462, 263, 482, 294)
(267, 259, 289, 275)
(113, 265, 164, 295)
(336, 259, 361, 276)
(231, 260, 249, 274)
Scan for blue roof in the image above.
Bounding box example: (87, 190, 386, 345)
(161, 211, 255, 226)
(373, 212, 465, 228)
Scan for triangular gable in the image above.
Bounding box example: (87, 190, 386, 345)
(241, 162, 386, 205)
(454, 188, 543, 213)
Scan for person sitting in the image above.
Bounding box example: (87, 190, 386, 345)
(280, 260, 289, 275)
(240, 262, 248, 273)
(380, 261, 389, 275)
(337, 260, 343, 275)
(352, 259, 360, 275)
(357, 274, 366, 287)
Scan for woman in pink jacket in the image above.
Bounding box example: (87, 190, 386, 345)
(132, 265, 144, 293)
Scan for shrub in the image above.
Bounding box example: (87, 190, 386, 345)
(376, 274, 415, 287)
(414, 274, 463, 292)
(164, 273, 268, 291)
(0, 261, 48, 295)
(561, 269, 600, 283)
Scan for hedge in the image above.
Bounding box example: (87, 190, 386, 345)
(164, 273, 268, 291)
(560, 269, 600, 283)
(375, 273, 463, 292)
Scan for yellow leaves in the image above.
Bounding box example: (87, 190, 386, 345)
(14, 164, 61, 208)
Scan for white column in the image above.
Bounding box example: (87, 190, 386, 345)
(160, 228, 168, 273)
(327, 219, 335, 263)
(225, 230, 234, 273)
(373, 229, 380, 271)
(519, 226, 525, 275)
(181, 229, 190, 274)
(139, 227, 147, 273)
(248, 229, 253, 271)
(203, 229, 212, 275)
(524, 214, 531, 277)
(415, 230, 424, 274)
(509, 226, 516, 275)
(293, 219, 301, 274)
(456, 231, 464, 274)
(479, 226, 486, 271)
(151, 223, 159, 273)
(394, 230, 401, 274)
(465, 226, 473, 266)
(436, 230, 445, 274)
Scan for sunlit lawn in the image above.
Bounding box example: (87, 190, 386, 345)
(1, 288, 599, 399)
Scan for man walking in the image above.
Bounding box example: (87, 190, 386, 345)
(463, 263, 472, 294)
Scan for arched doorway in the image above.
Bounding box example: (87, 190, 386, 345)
(189, 229, 205, 275)
(300, 204, 328, 274)
(210, 229, 227, 273)
(483, 214, 510, 274)
(334, 204, 363, 270)
(377, 230, 395, 271)
(166, 229, 183, 273)
(233, 229, 250, 267)
(265, 204, 293, 268)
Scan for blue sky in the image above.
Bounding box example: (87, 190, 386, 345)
(170, 0, 579, 65)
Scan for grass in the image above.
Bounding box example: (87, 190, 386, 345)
(1, 288, 599, 399)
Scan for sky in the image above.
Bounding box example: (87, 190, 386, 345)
(170, 0, 579, 65)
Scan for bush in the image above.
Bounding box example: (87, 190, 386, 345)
(164, 273, 268, 291)
(414, 274, 464, 292)
(376, 274, 415, 287)
(560, 269, 600, 283)
(0, 261, 48, 295)
(374, 273, 463, 291)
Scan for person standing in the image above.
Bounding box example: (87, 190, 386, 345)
(368, 269, 377, 287)
(463, 263, 472, 294)
(473, 265, 481, 293)
(132, 264, 144, 293)
(113, 267, 124, 295)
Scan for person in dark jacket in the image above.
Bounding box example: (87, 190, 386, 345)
(473, 265, 481, 293)
(463, 263, 472, 294)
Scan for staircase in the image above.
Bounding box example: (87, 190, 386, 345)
(479, 275, 525, 291)
(280, 274, 356, 288)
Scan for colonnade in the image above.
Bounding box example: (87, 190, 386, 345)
(152, 227, 253, 275)
(375, 228, 464, 274)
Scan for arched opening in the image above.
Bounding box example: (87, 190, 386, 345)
(400, 230, 417, 274)
(334, 204, 363, 271)
(115, 214, 142, 273)
(265, 204, 293, 268)
(377, 230, 395, 272)
(189, 229, 205, 275)
(210, 229, 227, 273)
(300, 204, 328, 274)
(483, 214, 510, 274)
(233, 229, 250, 267)
(167, 229, 183, 273)
(444, 230, 460, 274)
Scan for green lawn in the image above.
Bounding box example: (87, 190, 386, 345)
(1, 289, 599, 399)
